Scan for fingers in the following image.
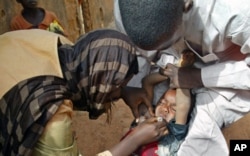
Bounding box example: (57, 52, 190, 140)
(164, 63, 176, 75)
(162, 128, 169, 136)
(159, 63, 176, 76)
(154, 118, 168, 138)
(132, 106, 140, 118)
(141, 96, 155, 117)
(159, 67, 169, 77)
(145, 117, 158, 123)
(158, 122, 169, 136)
(145, 117, 167, 127)
(161, 63, 180, 88)
(169, 81, 177, 89)
(141, 117, 168, 139)
(155, 117, 167, 128)
(147, 107, 155, 117)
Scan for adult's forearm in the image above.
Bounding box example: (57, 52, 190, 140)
(96, 136, 139, 156)
(108, 132, 140, 156)
(178, 67, 203, 89)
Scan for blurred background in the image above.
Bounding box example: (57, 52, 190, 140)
(0, 0, 115, 42)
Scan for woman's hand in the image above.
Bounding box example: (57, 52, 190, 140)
(121, 86, 154, 118)
(109, 117, 168, 156)
(131, 117, 168, 145)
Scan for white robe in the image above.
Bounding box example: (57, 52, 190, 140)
(114, 0, 250, 155)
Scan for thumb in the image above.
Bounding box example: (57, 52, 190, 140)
(166, 63, 176, 69)
(141, 96, 154, 117)
(132, 106, 140, 118)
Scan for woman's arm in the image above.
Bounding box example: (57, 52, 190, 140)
(106, 117, 167, 156)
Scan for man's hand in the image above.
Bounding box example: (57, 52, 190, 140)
(160, 63, 203, 89)
(121, 86, 154, 118)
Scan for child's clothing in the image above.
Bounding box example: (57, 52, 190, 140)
(157, 120, 188, 156)
(10, 8, 66, 35)
(123, 119, 188, 156)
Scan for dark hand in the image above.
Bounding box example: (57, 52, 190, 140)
(121, 86, 154, 118)
(160, 63, 203, 89)
(130, 117, 168, 145)
(108, 117, 168, 156)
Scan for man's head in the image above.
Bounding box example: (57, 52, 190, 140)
(16, 0, 38, 9)
(119, 0, 184, 50)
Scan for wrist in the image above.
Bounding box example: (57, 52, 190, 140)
(179, 67, 203, 88)
(120, 86, 127, 101)
(109, 131, 140, 156)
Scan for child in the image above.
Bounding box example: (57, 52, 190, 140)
(122, 88, 192, 156)
(122, 50, 195, 156)
(10, 0, 67, 36)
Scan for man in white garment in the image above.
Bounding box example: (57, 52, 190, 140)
(114, 0, 250, 155)
(114, 0, 185, 106)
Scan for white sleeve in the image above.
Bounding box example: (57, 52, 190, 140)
(201, 60, 250, 89)
(202, 7, 250, 90)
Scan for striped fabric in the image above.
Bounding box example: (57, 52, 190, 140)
(0, 29, 138, 156)
(0, 76, 70, 156)
(58, 29, 138, 118)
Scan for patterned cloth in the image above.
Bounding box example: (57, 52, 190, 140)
(0, 76, 70, 156)
(58, 29, 138, 118)
(32, 100, 78, 156)
(122, 120, 188, 156)
(0, 29, 138, 156)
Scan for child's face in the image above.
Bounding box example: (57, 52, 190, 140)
(155, 89, 176, 122)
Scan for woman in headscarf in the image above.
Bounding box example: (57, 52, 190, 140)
(0, 29, 166, 156)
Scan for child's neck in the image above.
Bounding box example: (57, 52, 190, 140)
(22, 7, 45, 26)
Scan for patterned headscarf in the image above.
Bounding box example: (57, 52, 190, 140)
(58, 29, 138, 118)
(0, 76, 70, 156)
(0, 29, 138, 156)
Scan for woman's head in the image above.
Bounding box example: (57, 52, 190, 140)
(119, 0, 184, 50)
(155, 89, 176, 122)
(65, 29, 138, 120)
